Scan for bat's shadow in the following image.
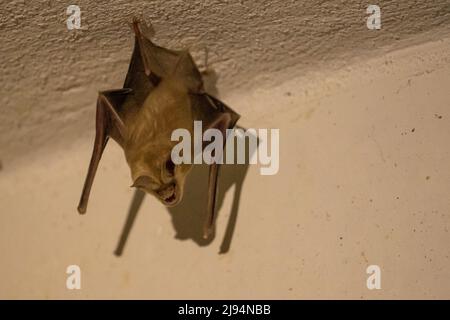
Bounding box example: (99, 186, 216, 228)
(114, 127, 256, 255)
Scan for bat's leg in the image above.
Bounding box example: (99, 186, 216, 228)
(203, 113, 236, 239)
(77, 89, 131, 214)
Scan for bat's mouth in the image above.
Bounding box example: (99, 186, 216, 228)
(163, 192, 178, 206)
(156, 182, 180, 206)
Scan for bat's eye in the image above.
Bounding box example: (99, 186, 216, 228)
(165, 159, 175, 176)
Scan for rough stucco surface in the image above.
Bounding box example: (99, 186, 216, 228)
(1, 1, 450, 299)
(0, 0, 450, 166)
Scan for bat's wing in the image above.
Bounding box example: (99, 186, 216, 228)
(190, 93, 240, 128)
(77, 89, 132, 214)
(189, 93, 240, 238)
(78, 20, 159, 214)
(206, 94, 240, 126)
(132, 19, 204, 93)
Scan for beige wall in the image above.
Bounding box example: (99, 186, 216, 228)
(0, 1, 449, 298)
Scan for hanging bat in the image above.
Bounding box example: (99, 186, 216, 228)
(77, 18, 240, 239)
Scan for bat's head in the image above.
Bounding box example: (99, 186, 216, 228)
(125, 142, 193, 207)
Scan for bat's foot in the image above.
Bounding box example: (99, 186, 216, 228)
(131, 16, 155, 39)
(132, 17, 142, 37)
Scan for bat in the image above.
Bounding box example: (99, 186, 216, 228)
(77, 18, 240, 239)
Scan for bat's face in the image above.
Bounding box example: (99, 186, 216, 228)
(126, 143, 193, 207)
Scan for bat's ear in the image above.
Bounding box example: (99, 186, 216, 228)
(131, 175, 154, 190)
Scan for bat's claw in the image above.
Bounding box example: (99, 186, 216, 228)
(131, 16, 155, 39)
(132, 17, 141, 37)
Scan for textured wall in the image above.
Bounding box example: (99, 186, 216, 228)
(0, 0, 449, 167)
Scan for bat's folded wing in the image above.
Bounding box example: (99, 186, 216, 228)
(189, 93, 240, 130)
(77, 89, 134, 214)
(188, 92, 241, 238)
